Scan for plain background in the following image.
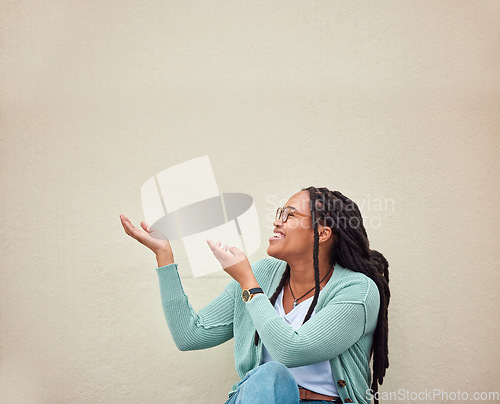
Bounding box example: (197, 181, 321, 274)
(1, 1, 499, 403)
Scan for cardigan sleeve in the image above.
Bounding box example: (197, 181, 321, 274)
(155, 263, 236, 351)
(245, 277, 380, 368)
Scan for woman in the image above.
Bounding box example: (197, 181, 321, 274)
(120, 186, 390, 404)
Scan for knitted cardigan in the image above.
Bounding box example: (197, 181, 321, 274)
(155, 257, 380, 404)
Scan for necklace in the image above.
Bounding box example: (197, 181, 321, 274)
(288, 265, 334, 308)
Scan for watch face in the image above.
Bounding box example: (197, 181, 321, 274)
(242, 289, 251, 302)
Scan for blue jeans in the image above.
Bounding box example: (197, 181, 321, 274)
(224, 362, 336, 404)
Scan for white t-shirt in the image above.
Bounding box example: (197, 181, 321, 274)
(261, 288, 339, 397)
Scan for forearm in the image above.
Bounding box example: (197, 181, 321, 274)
(246, 294, 366, 367)
(156, 264, 234, 350)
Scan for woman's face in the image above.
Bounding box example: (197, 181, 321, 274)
(267, 190, 315, 262)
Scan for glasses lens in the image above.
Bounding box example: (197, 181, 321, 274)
(282, 208, 289, 223)
(276, 208, 282, 221)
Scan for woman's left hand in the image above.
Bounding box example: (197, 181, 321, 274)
(206, 239, 259, 289)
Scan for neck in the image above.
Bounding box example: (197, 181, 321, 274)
(288, 257, 333, 295)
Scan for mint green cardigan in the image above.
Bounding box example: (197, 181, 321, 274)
(156, 257, 380, 404)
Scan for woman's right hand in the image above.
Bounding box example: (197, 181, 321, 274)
(120, 214, 174, 266)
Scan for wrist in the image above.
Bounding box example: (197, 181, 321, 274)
(156, 249, 174, 267)
(240, 277, 260, 291)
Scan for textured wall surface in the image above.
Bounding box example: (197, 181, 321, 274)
(1, 1, 499, 403)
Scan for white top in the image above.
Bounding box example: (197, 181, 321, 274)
(261, 288, 339, 397)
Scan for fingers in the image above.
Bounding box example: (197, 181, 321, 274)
(206, 239, 237, 256)
(120, 215, 144, 240)
(215, 241, 228, 251)
(120, 215, 134, 235)
(228, 246, 241, 255)
(206, 239, 222, 250)
(206, 239, 223, 255)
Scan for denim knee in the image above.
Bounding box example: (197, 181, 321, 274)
(233, 361, 300, 404)
(258, 361, 291, 378)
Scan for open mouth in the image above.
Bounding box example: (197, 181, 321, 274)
(269, 231, 285, 241)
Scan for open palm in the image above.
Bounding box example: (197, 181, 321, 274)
(120, 214, 172, 255)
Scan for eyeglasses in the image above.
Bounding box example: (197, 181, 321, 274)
(275, 207, 311, 223)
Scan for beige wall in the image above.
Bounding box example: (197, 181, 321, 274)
(1, 1, 499, 403)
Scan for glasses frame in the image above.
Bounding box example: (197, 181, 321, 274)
(275, 206, 312, 223)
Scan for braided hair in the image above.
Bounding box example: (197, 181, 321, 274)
(254, 186, 389, 402)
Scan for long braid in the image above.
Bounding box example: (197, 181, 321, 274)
(303, 203, 321, 323)
(254, 265, 290, 345)
(302, 186, 390, 404)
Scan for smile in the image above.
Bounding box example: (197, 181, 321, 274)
(269, 231, 285, 242)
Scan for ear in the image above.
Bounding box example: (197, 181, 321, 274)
(317, 225, 336, 244)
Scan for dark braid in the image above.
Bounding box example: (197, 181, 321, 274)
(303, 206, 321, 323)
(254, 264, 290, 345)
(306, 186, 390, 403)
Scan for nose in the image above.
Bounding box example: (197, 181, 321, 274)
(273, 217, 283, 227)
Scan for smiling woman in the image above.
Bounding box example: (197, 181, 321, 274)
(120, 186, 390, 404)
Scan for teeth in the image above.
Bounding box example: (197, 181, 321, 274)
(273, 233, 284, 238)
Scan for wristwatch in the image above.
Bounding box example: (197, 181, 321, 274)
(242, 287, 264, 303)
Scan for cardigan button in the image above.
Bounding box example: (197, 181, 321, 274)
(337, 379, 346, 387)
(344, 398, 353, 403)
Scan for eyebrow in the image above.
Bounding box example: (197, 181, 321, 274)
(283, 205, 297, 211)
